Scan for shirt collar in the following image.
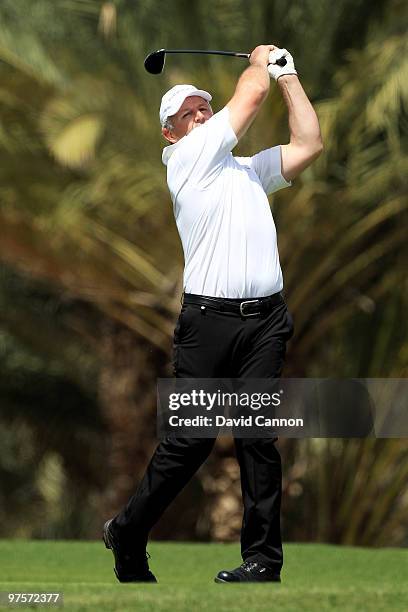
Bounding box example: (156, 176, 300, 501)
(162, 120, 211, 165)
(162, 138, 184, 166)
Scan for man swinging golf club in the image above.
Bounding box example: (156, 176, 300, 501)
(104, 44, 323, 583)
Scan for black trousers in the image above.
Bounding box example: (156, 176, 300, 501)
(115, 293, 294, 573)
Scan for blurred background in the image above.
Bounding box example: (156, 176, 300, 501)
(0, 0, 407, 547)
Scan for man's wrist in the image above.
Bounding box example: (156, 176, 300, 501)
(277, 74, 299, 84)
(249, 61, 269, 72)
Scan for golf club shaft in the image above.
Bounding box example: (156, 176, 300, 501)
(162, 49, 287, 67)
(163, 49, 250, 59)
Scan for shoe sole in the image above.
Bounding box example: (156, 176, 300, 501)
(103, 520, 113, 550)
(214, 576, 281, 584)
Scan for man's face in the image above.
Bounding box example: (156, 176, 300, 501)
(162, 96, 213, 143)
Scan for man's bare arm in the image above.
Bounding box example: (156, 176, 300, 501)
(279, 75, 323, 181)
(226, 45, 273, 140)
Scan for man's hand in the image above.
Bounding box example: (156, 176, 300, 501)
(249, 44, 278, 68)
(268, 47, 297, 81)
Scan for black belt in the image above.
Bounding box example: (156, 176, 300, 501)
(182, 292, 283, 317)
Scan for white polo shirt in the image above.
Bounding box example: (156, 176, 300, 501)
(162, 106, 291, 298)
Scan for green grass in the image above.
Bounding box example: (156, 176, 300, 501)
(0, 540, 407, 611)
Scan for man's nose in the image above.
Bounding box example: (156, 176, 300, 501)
(195, 111, 206, 123)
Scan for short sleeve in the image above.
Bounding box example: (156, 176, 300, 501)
(172, 107, 238, 186)
(236, 146, 291, 195)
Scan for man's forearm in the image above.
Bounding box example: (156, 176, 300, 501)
(226, 54, 271, 140)
(278, 75, 322, 151)
(235, 63, 270, 101)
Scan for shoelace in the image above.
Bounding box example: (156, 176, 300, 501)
(123, 550, 151, 563)
(109, 523, 152, 565)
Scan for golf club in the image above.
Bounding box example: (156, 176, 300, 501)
(144, 48, 287, 74)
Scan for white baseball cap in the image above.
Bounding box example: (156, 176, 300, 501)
(159, 84, 212, 127)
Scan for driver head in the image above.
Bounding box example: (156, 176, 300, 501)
(144, 49, 166, 74)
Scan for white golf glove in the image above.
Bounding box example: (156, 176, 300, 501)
(268, 47, 297, 80)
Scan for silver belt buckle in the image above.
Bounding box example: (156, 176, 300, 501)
(239, 299, 261, 317)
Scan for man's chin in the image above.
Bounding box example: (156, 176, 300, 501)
(189, 122, 206, 134)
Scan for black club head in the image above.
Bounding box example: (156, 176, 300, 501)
(144, 49, 166, 74)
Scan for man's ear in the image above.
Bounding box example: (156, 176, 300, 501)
(162, 127, 177, 144)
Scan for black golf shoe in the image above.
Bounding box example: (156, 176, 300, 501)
(103, 518, 157, 583)
(215, 560, 281, 583)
